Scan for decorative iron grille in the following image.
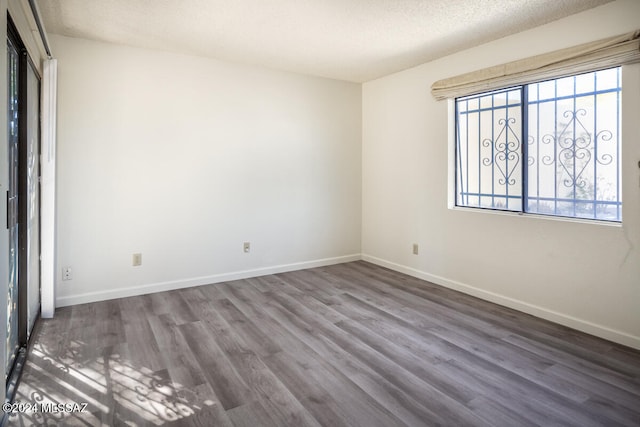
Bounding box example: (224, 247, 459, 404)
(455, 67, 621, 222)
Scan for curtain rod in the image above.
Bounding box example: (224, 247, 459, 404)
(27, 0, 52, 58)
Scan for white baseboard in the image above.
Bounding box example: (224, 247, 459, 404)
(55, 254, 361, 308)
(362, 254, 640, 350)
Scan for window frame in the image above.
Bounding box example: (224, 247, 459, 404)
(448, 67, 624, 226)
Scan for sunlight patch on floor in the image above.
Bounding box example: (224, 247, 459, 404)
(9, 340, 216, 426)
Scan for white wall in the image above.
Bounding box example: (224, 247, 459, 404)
(53, 35, 362, 306)
(362, 0, 640, 349)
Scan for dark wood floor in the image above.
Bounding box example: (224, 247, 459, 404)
(7, 261, 640, 426)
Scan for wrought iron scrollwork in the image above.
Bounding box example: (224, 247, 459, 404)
(482, 117, 521, 186)
(557, 109, 591, 188)
(534, 108, 615, 189)
(527, 135, 535, 166)
(595, 129, 614, 166)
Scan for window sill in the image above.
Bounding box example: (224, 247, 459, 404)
(449, 205, 622, 228)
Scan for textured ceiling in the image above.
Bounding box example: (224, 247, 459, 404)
(36, 0, 613, 82)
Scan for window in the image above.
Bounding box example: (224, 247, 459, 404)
(455, 67, 621, 222)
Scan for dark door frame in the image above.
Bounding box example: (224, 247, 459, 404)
(4, 13, 41, 410)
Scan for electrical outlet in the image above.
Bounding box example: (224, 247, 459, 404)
(412, 243, 419, 255)
(62, 266, 72, 281)
(132, 253, 142, 266)
(243, 242, 250, 253)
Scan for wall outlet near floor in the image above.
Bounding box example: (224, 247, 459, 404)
(412, 243, 419, 255)
(132, 253, 142, 266)
(243, 242, 251, 253)
(62, 266, 72, 281)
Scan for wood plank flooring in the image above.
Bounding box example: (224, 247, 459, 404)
(7, 261, 640, 426)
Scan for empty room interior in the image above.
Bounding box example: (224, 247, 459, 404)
(1, 0, 640, 425)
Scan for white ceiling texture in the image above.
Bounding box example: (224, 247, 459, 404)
(36, 0, 612, 82)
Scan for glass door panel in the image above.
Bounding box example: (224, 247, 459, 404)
(6, 36, 20, 378)
(26, 61, 40, 336)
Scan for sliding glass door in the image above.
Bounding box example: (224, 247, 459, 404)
(6, 35, 20, 379)
(5, 17, 41, 385)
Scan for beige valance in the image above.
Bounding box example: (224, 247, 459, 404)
(431, 30, 640, 100)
